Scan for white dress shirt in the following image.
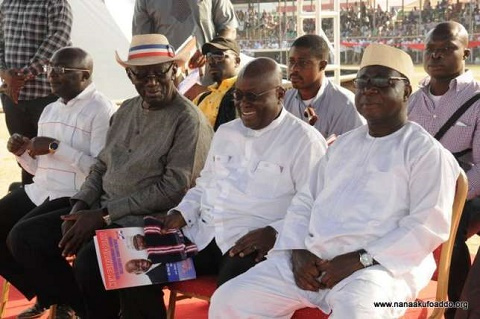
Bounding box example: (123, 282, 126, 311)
(277, 122, 460, 297)
(174, 109, 328, 253)
(17, 83, 117, 205)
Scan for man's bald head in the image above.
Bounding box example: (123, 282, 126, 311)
(238, 57, 282, 87)
(234, 57, 285, 130)
(53, 47, 94, 75)
(48, 47, 94, 102)
(424, 21, 469, 82)
(426, 21, 469, 47)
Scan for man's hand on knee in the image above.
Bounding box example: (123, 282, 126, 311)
(58, 209, 105, 257)
(317, 251, 364, 289)
(291, 249, 325, 291)
(229, 226, 277, 262)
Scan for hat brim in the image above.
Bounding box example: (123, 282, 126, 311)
(115, 51, 187, 68)
(202, 42, 233, 54)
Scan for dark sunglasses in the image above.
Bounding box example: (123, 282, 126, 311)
(127, 63, 174, 82)
(353, 77, 408, 89)
(233, 87, 278, 102)
(206, 52, 229, 64)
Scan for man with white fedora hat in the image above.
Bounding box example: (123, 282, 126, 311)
(209, 44, 460, 319)
(6, 34, 213, 319)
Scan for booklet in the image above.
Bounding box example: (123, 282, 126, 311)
(94, 227, 196, 290)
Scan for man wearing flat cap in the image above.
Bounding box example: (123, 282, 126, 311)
(193, 37, 241, 131)
(209, 44, 460, 319)
(6, 34, 213, 319)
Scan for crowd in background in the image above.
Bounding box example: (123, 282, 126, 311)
(234, 0, 480, 64)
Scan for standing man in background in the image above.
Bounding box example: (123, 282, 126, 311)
(132, 0, 237, 79)
(408, 21, 480, 319)
(0, 0, 73, 185)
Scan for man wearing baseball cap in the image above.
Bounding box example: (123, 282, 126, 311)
(7, 34, 213, 319)
(193, 37, 241, 131)
(209, 44, 460, 319)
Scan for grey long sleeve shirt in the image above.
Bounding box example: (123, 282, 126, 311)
(72, 93, 213, 227)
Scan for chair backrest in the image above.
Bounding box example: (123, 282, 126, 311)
(429, 169, 468, 319)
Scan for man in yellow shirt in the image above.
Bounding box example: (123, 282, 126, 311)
(193, 37, 241, 130)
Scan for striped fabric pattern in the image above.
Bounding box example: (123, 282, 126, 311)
(128, 44, 175, 61)
(143, 216, 198, 264)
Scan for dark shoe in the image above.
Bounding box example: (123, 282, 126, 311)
(51, 304, 78, 319)
(17, 301, 47, 319)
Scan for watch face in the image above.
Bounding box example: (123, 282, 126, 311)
(50, 142, 59, 150)
(360, 253, 373, 267)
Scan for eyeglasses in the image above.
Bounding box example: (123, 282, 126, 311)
(233, 87, 278, 102)
(425, 46, 458, 56)
(288, 60, 315, 69)
(43, 65, 90, 75)
(206, 52, 233, 64)
(127, 63, 174, 82)
(353, 77, 409, 89)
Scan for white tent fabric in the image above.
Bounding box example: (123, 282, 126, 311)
(70, 0, 136, 101)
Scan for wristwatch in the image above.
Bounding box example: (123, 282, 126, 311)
(48, 140, 59, 154)
(358, 249, 375, 268)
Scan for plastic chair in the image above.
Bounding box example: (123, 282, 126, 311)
(0, 280, 10, 318)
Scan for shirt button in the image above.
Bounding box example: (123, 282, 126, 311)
(433, 114, 437, 118)
(309, 233, 314, 237)
(128, 149, 132, 153)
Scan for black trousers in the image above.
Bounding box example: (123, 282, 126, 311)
(447, 198, 480, 319)
(0, 188, 70, 299)
(1, 93, 57, 185)
(9, 211, 121, 319)
(119, 239, 260, 319)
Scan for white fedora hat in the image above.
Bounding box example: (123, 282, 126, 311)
(115, 34, 187, 68)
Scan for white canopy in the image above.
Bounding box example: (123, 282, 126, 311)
(70, 0, 137, 101)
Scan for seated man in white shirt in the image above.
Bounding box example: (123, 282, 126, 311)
(284, 34, 364, 139)
(209, 44, 461, 319)
(0, 47, 116, 319)
(161, 57, 327, 287)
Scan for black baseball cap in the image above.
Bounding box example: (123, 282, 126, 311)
(202, 37, 240, 55)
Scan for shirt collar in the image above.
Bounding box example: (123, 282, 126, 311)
(61, 83, 96, 106)
(207, 76, 237, 92)
(243, 107, 287, 137)
(419, 70, 474, 94)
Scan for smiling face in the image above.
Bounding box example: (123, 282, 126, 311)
(355, 65, 411, 136)
(234, 59, 284, 130)
(125, 259, 152, 275)
(133, 234, 146, 250)
(128, 62, 177, 108)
